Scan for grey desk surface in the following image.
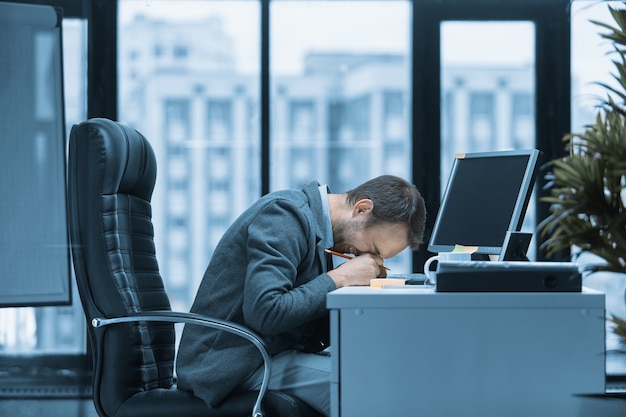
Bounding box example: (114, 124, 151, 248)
(327, 285, 605, 309)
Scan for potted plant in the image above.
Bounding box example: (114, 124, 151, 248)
(540, 4, 626, 336)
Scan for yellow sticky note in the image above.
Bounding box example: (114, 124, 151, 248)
(453, 244, 478, 254)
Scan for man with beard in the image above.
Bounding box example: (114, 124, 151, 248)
(176, 175, 427, 416)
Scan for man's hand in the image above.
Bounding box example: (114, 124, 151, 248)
(327, 253, 387, 288)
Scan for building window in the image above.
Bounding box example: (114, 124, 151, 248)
(511, 93, 533, 148)
(207, 100, 232, 143)
(469, 92, 495, 149)
(289, 100, 316, 144)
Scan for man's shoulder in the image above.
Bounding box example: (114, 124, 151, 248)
(260, 181, 321, 206)
(257, 189, 306, 208)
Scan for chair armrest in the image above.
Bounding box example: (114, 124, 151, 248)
(91, 310, 269, 417)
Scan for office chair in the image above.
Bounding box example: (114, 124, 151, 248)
(67, 118, 323, 417)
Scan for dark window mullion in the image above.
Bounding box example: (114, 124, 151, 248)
(261, 0, 270, 196)
(87, 0, 117, 120)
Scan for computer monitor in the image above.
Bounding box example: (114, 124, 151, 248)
(0, 3, 70, 306)
(428, 149, 541, 257)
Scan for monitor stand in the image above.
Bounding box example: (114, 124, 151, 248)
(498, 231, 532, 261)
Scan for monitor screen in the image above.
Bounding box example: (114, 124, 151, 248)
(0, 3, 70, 306)
(428, 149, 541, 256)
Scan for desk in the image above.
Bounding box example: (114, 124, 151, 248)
(327, 286, 605, 417)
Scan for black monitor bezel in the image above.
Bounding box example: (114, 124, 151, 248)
(427, 149, 541, 256)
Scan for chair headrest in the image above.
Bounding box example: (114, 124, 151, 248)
(72, 117, 156, 201)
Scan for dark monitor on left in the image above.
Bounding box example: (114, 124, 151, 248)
(0, 2, 70, 306)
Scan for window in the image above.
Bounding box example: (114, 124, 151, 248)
(469, 92, 495, 149)
(1, 0, 582, 373)
(441, 21, 535, 188)
(118, 0, 261, 310)
(439, 20, 538, 259)
(288, 101, 316, 144)
(118, 0, 414, 308)
(206, 100, 232, 143)
(511, 93, 533, 148)
(270, 3, 413, 260)
(271, 1, 413, 271)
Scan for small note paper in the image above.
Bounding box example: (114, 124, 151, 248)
(370, 278, 407, 288)
(452, 244, 478, 254)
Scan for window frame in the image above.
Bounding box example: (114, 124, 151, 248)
(411, 0, 571, 269)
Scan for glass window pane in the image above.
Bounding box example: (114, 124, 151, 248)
(270, 0, 413, 271)
(571, 1, 622, 131)
(441, 21, 536, 257)
(118, 1, 260, 310)
(441, 21, 535, 173)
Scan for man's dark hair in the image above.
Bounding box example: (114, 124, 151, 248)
(345, 175, 426, 251)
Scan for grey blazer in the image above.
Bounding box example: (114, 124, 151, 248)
(176, 181, 337, 408)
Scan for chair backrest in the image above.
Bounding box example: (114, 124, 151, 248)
(68, 118, 176, 417)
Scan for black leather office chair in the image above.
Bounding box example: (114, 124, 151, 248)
(67, 118, 323, 417)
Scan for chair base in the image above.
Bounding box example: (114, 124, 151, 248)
(109, 388, 324, 417)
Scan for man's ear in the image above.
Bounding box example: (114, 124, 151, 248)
(352, 199, 373, 217)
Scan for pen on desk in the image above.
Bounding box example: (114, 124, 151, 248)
(324, 249, 390, 271)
